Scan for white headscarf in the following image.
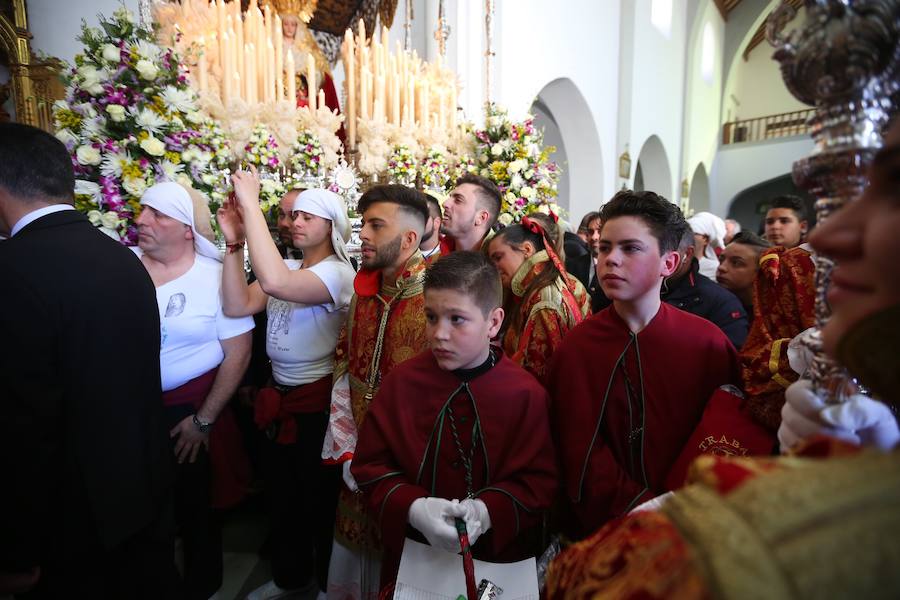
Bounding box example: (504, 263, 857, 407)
(688, 211, 726, 261)
(291, 189, 353, 268)
(140, 181, 221, 261)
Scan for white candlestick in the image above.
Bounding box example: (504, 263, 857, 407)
(307, 53, 317, 110)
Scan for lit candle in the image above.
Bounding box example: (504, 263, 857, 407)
(275, 19, 283, 101)
(360, 68, 369, 120)
(318, 89, 326, 113)
(422, 76, 430, 126)
(345, 31, 356, 147)
(307, 53, 317, 110)
(286, 50, 296, 106)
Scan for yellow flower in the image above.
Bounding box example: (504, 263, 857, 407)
(137, 130, 150, 141)
(165, 151, 181, 164)
(55, 109, 82, 130)
(490, 161, 510, 183)
(122, 162, 143, 179)
(515, 146, 529, 160)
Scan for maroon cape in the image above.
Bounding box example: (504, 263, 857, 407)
(352, 350, 558, 582)
(546, 303, 739, 539)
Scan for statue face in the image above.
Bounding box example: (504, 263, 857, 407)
(282, 16, 299, 39)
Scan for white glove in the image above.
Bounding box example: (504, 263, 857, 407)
(779, 380, 899, 452)
(819, 395, 900, 451)
(408, 497, 461, 553)
(342, 461, 358, 492)
(457, 498, 492, 546)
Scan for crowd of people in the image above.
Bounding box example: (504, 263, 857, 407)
(1, 119, 898, 600)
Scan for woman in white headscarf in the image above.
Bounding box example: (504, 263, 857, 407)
(218, 168, 355, 598)
(687, 211, 726, 279)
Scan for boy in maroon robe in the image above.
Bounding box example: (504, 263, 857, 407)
(547, 190, 740, 540)
(352, 251, 558, 587)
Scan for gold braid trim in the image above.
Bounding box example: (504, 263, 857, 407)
(769, 337, 792, 388)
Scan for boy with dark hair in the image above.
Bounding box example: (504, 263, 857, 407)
(352, 251, 558, 589)
(764, 194, 809, 248)
(440, 173, 502, 253)
(547, 190, 740, 539)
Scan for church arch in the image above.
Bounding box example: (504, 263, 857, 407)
(530, 77, 604, 222)
(689, 162, 710, 213)
(635, 134, 673, 200)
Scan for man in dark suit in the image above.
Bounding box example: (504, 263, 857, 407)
(565, 211, 609, 312)
(0, 123, 177, 598)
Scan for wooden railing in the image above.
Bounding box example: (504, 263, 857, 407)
(722, 108, 815, 145)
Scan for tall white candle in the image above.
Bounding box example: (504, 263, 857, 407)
(307, 53, 316, 110)
(286, 50, 296, 106)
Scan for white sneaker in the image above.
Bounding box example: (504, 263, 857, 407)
(246, 579, 291, 600)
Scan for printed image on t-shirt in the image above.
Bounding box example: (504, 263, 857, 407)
(165, 293, 186, 317)
(267, 298, 293, 352)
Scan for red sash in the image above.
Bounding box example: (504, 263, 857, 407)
(162, 368, 252, 509)
(254, 374, 332, 445)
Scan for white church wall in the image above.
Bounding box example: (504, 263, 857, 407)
(709, 135, 813, 217)
(485, 0, 621, 222)
(721, 1, 808, 125)
(682, 1, 724, 194)
(621, 0, 688, 201)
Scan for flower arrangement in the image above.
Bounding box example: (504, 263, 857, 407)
(52, 7, 225, 244)
(419, 145, 450, 190)
(289, 130, 324, 178)
(387, 144, 417, 185)
(473, 103, 560, 225)
(242, 123, 285, 210)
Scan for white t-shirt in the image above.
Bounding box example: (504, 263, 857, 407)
(132, 248, 256, 392)
(266, 255, 355, 386)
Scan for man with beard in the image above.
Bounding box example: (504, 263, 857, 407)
(439, 173, 501, 253)
(419, 190, 443, 262)
(322, 184, 431, 599)
(566, 210, 606, 312)
(275, 189, 304, 259)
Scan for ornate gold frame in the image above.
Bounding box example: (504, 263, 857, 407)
(1, 0, 65, 130)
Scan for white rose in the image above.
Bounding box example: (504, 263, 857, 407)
(491, 143, 503, 156)
(524, 169, 535, 179)
(100, 211, 121, 229)
(508, 159, 526, 173)
(504, 191, 516, 203)
(101, 43, 121, 63)
(105, 104, 126, 122)
(521, 186, 536, 200)
(76, 145, 101, 165)
(74, 179, 101, 200)
(185, 110, 203, 124)
(478, 154, 488, 164)
(135, 59, 159, 81)
(510, 173, 524, 189)
(497, 213, 514, 226)
(122, 176, 147, 198)
(140, 135, 166, 156)
(180, 148, 196, 163)
(55, 128, 77, 146)
(77, 65, 99, 82)
(86, 210, 103, 226)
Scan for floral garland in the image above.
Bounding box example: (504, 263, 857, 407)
(243, 123, 285, 210)
(387, 144, 417, 185)
(419, 146, 451, 190)
(473, 103, 560, 225)
(52, 7, 226, 244)
(289, 130, 324, 178)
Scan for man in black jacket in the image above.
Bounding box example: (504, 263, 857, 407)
(0, 123, 177, 598)
(661, 228, 749, 349)
(566, 211, 607, 312)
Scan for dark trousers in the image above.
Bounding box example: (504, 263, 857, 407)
(166, 403, 223, 600)
(20, 499, 179, 599)
(261, 410, 341, 592)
